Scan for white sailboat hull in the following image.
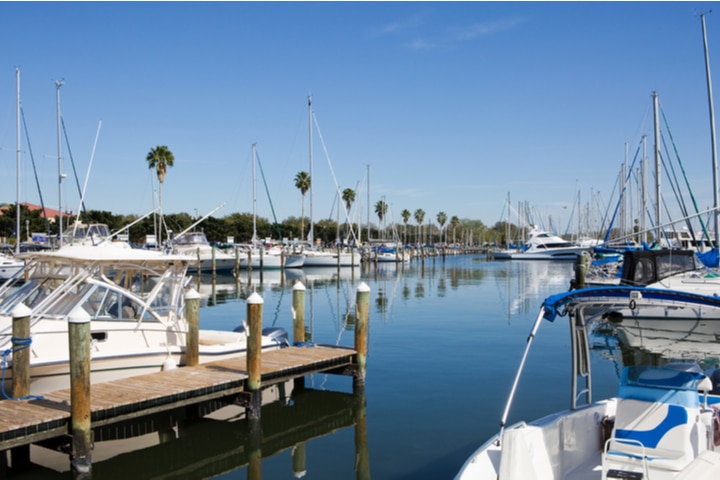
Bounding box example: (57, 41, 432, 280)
(302, 251, 360, 267)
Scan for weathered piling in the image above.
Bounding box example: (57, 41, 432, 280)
(68, 308, 92, 475)
(354, 282, 370, 387)
(234, 245, 241, 273)
(11, 303, 31, 399)
(292, 281, 306, 344)
(9, 303, 32, 470)
(211, 247, 217, 276)
(574, 253, 587, 289)
(196, 247, 202, 273)
(246, 292, 263, 418)
(184, 288, 201, 367)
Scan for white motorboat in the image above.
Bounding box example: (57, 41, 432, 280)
(493, 226, 589, 260)
(0, 246, 288, 396)
(236, 244, 305, 270)
(301, 248, 361, 267)
(0, 253, 24, 281)
(168, 231, 237, 273)
(456, 286, 720, 479)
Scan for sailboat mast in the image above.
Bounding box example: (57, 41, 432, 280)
(252, 143, 257, 245)
(308, 95, 314, 246)
(653, 91, 661, 243)
(15, 68, 21, 254)
(367, 164, 370, 242)
(56, 80, 64, 246)
(701, 13, 719, 249)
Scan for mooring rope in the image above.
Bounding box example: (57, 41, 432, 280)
(1, 336, 44, 401)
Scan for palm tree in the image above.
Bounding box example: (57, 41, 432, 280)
(375, 199, 388, 238)
(437, 211, 447, 245)
(146, 145, 175, 243)
(341, 188, 355, 243)
(401, 209, 411, 245)
(342, 188, 355, 214)
(414, 208, 425, 245)
(294, 171, 311, 240)
(450, 215, 460, 244)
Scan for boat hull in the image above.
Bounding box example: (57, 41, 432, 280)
(0, 327, 286, 396)
(302, 251, 361, 267)
(456, 400, 616, 479)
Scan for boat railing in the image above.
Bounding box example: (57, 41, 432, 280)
(498, 307, 546, 444)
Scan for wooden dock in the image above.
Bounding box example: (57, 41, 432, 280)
(0, 344, 357, 452)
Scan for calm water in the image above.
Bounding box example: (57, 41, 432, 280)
(10, 254, 624, 479)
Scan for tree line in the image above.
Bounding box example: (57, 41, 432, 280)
(1, 145, 502, 248)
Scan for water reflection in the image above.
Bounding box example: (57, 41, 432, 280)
(9, 387, 368, 480)
(591, 315, 720, 379)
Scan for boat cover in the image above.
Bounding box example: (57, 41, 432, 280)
(540, 286, 720, 323)
(697, 248, 720, 268)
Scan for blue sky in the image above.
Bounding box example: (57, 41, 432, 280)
(1, 2, 719, 235)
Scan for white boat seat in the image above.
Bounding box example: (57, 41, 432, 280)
(602, 366, 704, 478)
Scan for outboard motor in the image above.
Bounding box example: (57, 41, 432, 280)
(262, 327, 290, 346)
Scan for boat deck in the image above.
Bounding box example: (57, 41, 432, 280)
(0, 344, 357, 451)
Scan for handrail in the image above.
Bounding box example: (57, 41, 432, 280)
(497, 307, 546, 445)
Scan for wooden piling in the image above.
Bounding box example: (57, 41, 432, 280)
(246, 292, 263, 418)
(354, 282, 370, 386)
(184, 288, 201, 367)
(211, 246, 216, 276)
(9, 304, 32, 470)
(11, 304, 31, 399)
(292, 281, 306, 345)
(68, 308, 92, 475)
(574, 253, 587, 289)
(196, 247, 201, 273)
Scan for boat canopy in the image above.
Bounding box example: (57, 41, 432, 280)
(540, 286, 720, 323)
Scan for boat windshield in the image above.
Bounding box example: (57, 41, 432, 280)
(173, 233, 208, 246)
(0, 277, 65, 315)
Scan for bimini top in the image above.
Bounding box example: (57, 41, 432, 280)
(540, 286, 720, 322)
(20, 245, 189, 264)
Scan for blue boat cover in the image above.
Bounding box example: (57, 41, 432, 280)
(697, 248, 720, 268)
(540, 286, 720, 322)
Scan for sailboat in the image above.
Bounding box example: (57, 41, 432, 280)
(2, 69, 25, 282)
(301, 96, 360, 268)
(239, 143, 304, 270)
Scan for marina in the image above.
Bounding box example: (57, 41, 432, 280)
(3, 250, 720, 478)
(1, 254, 583, 479)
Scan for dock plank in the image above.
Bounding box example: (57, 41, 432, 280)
(0, 345, 356, 451)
